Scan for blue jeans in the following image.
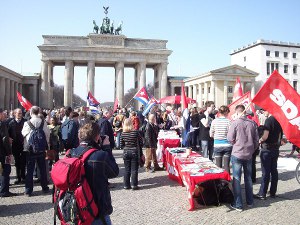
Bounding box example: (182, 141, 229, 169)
(258, 148, 279, 196)
(115, 131, 122, 149)
(123, 149, 139, 188)
(231, 155, 253, 209)
(201, 140, 214, 160)
(0, 162, 11, 195)
(92, 215, 112, 225)
(25, 153, 49, 194)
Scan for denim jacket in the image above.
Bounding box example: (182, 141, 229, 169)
(70, 141, 119, 217)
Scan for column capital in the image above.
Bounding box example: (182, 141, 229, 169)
(115, 62, 124, 69)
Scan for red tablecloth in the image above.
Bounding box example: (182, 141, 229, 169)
(158, 138, 181, 167)
(166, 150, 231, 211)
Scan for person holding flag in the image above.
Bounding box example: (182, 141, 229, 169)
(87, 91, 100, 114)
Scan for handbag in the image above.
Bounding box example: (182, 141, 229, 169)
(46, 149, 57, 161)
(137, 136, 145, 168)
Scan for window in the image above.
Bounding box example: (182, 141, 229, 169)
(267, 63, 270, 75)
(228, 98, 232, 105)
(275, 51, 279, 57)
(244, 56, 246, 62)
(208, 87, 211, 93)
(293, 53, 297, 58)
(284, 65, 288, 73)
(293, 81, 298, 91)
(266, 50, 270, 56)
(202, 88, 204, 94)
(284, 52, 288, 58)
(293, 65, 297, 74)
(275, 63, 279, 71)
(228, 86, 233, 93)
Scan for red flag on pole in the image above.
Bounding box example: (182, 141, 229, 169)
(17, 91, 32, 111)
(233, 77, 243, 101)
(227, 92, 259, 125)
(252, 70, 300, 147)
(113, 98, 119, 113)
(181, 82, 188, 110)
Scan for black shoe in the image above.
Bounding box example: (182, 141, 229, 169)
(154, 167, 164, 171)
(123, 186, 131, 190)
(34, 179, 40, 184)
(14, 180, 22, 185)
(24, 192, 32, 197)
(108, 182, 115, 189)
(0, 192, 18, 197)
(270, 194, 277, 198)
(42, 188, 50, 194)
(253, 194, 266, 200)
(132, 186, 139, 190)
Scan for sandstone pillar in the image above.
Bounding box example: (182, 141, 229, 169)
(14, 82, 18, 108)
(87, 61, 95, 95)
(5, 79, 10, 110)
(204, 82, 208, 103)
(251, 81, 255, 99)
(41, 60, 49, 108)
(224, 80, 228, 106)
(193, 84, 197, 100)
(136, 62, 146, 108)
(0, 77, 5, 109)
(188, 85, 192, 98)
(210, 80, 215, 102)
(64, 61, 74, 107)
(115, 62, 124, 107)
(198, 83, 203, 107)
(10, 80, 14, 110)
(48, 62, 54, 109)
(160, 63, 168, 98)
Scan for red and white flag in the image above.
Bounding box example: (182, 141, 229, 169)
(233, 77, 243, 101)
(227, 92, 259, 125)
(17, 91, 32, 111)
(252, 70, 300, 147)
(113, 98, 119, 113)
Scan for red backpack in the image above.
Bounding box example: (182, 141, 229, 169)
(51, 148, 98, 225)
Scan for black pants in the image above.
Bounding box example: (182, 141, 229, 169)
(12, 147, 26, 181)
(123, 149, 139, 188)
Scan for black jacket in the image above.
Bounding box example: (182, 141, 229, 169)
(98, 117, 115, 149)
(0, 121, 12, 159)
(8, 118, 26, 149)
(144, 123, 159, 148)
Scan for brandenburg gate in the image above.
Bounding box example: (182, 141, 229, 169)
(38, 34, 172, 108)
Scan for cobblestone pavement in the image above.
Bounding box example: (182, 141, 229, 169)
(0, 144, 299, 225)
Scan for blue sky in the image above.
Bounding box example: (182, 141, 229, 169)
(1, 0, 300, 102)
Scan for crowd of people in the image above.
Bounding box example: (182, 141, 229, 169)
(0, 100, 296, 223)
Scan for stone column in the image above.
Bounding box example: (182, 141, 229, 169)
(5, 79, 10, 110)
(48, 62, 54, 109)
(87, 61, 95, 96)
(115, 62, 124, 107)
(241, 81, 245, 93)
(170, 84, 175, 96)
(188, 85, 192, 98)
(0, 77, 5, 109)
(204, 82, 208, 103)
(193, 84, 197, 100)
(14, 82, 18, 108)
(224, 80, 228, 105)
(10, 80, 14, 110)
(41, 60, 49, 108)
(250, 81, 255, 99)
(18, 83, 22, 107)
(210, 80, 215, 102)
(198, 83, 203, 107)
(154, 64, 161, 99)
(64, 61, 74, 107)
(160, 63, 168, 98)
(33, 84, 38, 106)
(136, 62, 146, 109)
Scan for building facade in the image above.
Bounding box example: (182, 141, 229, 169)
(0, 65, 39, 110)
(231, 39, 300, 92)
(184, 65, 257, 107)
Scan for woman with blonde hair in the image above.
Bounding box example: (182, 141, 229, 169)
(120, 118, 144, 190)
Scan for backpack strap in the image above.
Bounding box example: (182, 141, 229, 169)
(81, 148, 98, 162)
(27, 121, 36, 130)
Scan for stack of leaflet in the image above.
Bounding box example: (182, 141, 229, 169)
(158, 130, 180, 139)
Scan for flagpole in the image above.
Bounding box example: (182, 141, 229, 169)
(124, 97, 134, 108)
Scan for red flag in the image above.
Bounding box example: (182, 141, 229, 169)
(17, 91, 32, 111)
(113, 98, 119, 113)
(233, 77, 243, 101)
(227, 92, 259, 125)
(252, 70, 300, 147)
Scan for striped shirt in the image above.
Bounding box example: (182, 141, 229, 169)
(120, 130, 143, 150)
(210, 117, 231, 147)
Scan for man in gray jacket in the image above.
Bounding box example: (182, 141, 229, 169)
(22, 106, 50, 197)
(227, 104, 259, 211)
